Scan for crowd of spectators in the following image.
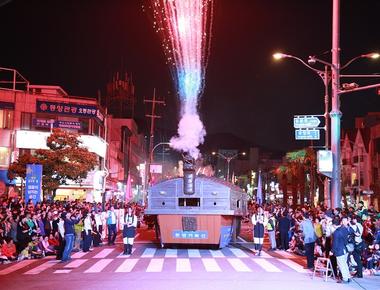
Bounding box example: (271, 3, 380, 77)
(0, 195, 144, 264)
(248, 200, 380, 282)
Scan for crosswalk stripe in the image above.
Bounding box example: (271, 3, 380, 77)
(227, 258, 251, 272)
(54, 269, 72, 274)
(116, 248, 136, 258)
(93, 248, 114, 259)
(202, 258, 222, 272)
(165, 249, 177, 258)
(176, 258, 191, 272)
(146, 258, 164, 272)
(0, 259, 37, 275)
(142, 248, 156, 258)
(258, 251, 272, 258)
(84, 259, 113, 273)
(276, 258, 309, 273)
(71, 251, 88, 259)
(187, 249, 201, 258)
(210, 250, 225, 258)
(64, 259, 88, 268)
(276, 251, 296, 259)
(229, 248, 249, 258)
(115, 259, 139, 272)
(252, 258, 281, 272)
(24, 260, 60, 275)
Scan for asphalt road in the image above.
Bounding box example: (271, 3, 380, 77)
(0, 225, 378, 290)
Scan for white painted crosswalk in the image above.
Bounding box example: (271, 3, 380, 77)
(141, 248, 156, 258)
(146, 258, 164, 272)
(0, 246, 310, 276)
(202, 258, 222, 272)
(227, 258, 251, 272)
(187, 249, 201, 258)
(93, 248, 114, 259)
(84, 258, 113, 273)
(176, 258, 191, 272)
(24, 260, 60, 275)
(252, 258, 281, 272)
(115, 258, 139, 273)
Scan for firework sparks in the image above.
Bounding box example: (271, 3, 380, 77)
(149, 0, 214, 159)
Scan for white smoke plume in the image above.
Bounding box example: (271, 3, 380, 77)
(170, 112, 206, 160)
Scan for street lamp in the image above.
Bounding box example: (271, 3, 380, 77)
(212, 151, 246, 183)
(273, 51, 380, 208)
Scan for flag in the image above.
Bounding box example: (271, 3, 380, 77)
(125, 172, 132, 202)
(257, 171, 262, 205)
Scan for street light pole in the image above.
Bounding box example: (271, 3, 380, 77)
(212, 152, 245, 183)
(330, 0, 342, 209)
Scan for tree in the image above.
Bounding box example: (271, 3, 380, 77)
(8, 128, 98, 197)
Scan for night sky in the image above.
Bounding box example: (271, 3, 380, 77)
(1, 0, 380, 152)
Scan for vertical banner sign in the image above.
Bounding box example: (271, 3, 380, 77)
(25, 164, 42, 205)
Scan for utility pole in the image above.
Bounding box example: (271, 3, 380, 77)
(144, 88, 166, 163)
(143, 88, 165, 204)
(330, 0, 342, 209)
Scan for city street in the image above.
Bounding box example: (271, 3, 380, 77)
(0, 225, 378, 290)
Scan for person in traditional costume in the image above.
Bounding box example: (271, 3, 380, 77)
(122, 206, 137, 255)
(251, 207, 268, 256)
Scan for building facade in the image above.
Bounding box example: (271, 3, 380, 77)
(0, 67, 145, 203)
(342, 112, 380, 209)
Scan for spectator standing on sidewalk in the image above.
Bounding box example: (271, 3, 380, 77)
(83, 211, 93, 252)
(349, 215, 364, 278)
(61, 211, 81, 262)
(278, 212, 290, 250)
(332, 217, 351, 284)
(300, 212, 317, 269)
(106, 206, 117, 246)
(267, 212, 277, 251)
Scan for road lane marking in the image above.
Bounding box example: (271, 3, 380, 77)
(84, 259, 113, 273)
(252, 258, 282, 272)
(229, 248, 249, 258)
(24, 260, 60, 275)
(141, 248, 156, 258)
(54, 269, 71, 274)
(165, 249, 177, 258)
(93, 248, 114, 258)
(71, 251, 89, 259)
(187, 249, 201, 258)
(209, 250, 225, 258)
(64, 259, 88, 268)
(202, 258, 222, 272)
(146, 258, 164, 272)
(0, 259, 37, 275)
(115, 259, 139, 272)
(176, 258, 191, 272)
(227, 258, 251, 272)
(277, 258, 309, 273)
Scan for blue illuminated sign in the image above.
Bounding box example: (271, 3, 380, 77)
(172, 230, 208, 239)
(25, 164, 42, 205)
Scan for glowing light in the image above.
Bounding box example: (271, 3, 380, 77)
(149, 0, 214, 159)
(273, 52, 286, 60)
(369, 53, 380, 59)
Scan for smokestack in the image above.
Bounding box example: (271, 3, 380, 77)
(183, 153, 195, 195)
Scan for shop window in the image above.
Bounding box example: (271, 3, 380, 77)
(0, 147, 10, 166)
(0, 109, 14, 129)
(79, 118, 89, 134)
(21, 112, 32, 130)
